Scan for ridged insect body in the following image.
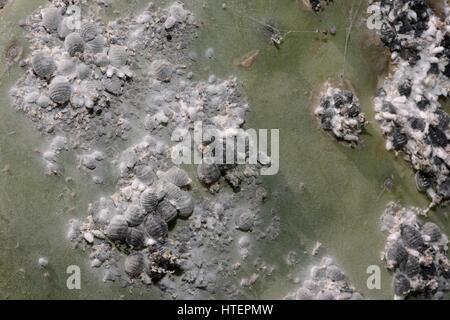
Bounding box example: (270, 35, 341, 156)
(124, 253, 144, 277)
(64, 32, 85, 56)
(85, 35, 106, 53)
(144, 214, 168, 241)
(401, 224, 425, 251)
(31, 52, 56, 79)
(159, 166, 191, 188)
(49, 76, 72, 104)
(140, 189, 158, 214)
(41, 7, 61, 33)
(124, 204, 145, 227)
(105, 215, 128, 242)
(108, 45, 128, 67)
(157, 199, 178, 223)
(125, 227, 146, 249)
(422, 222, 441, 242)
(197, 163, 221, 185)
(393, 273, 412, 297)
(79, 22, 98, 42)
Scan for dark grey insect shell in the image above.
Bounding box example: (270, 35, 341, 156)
(393, 273, 411, 297)
(134, 164, 155, 185)
(151, 59, 173, 82)
(163, 182, 194, 217)
(320, 108, 335, 130)
(174, 192, 194, 218)
(31, 52, 56, 79)
(102, 75, 123, 96)
(234, 210, 254, 232)
(428, 125, 448, 148)
(342, 90, 354, 103)
(105, 215, 128, 241)
(410, 117, 426, 132)
(392, 129, 408, 151)
(143, 214, 168, 240)
(85, 35, 106, 54)
(347, 104, 361, 118)
(422, 222, 441, 242)
(160, 167, 191, 188)
(320, 98, 331, 110)
(64, 32, 85, 56)
(437, 110, 450, 131)
(401, 224, 425, 251)
(402, 255, 420, 278)
(140, 189, 158, 214)
(41, 7, 61, 33)
(79, 22, 98, 42)
(124, 204, 145, 227)
(49, 76, 71, 104)
(398, 82, 412, 97)
(124, 253, 144, 277)
(163, 181, 184, 201)
(325, 265, 346, 282)
(417, 97, 430, 110)
(382, 102, 395, 113)
(197, 163, 221, 185)
(333, 93, 345, 108)
(385, 242, 408, 268)
(437, 178, 450, 199)
(125, 227, 146, 249)
(419, 263, 437, 280)
(108, 45, 128, 67)
(415, 171, 432, 192)
(157, 199, 178, 223)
